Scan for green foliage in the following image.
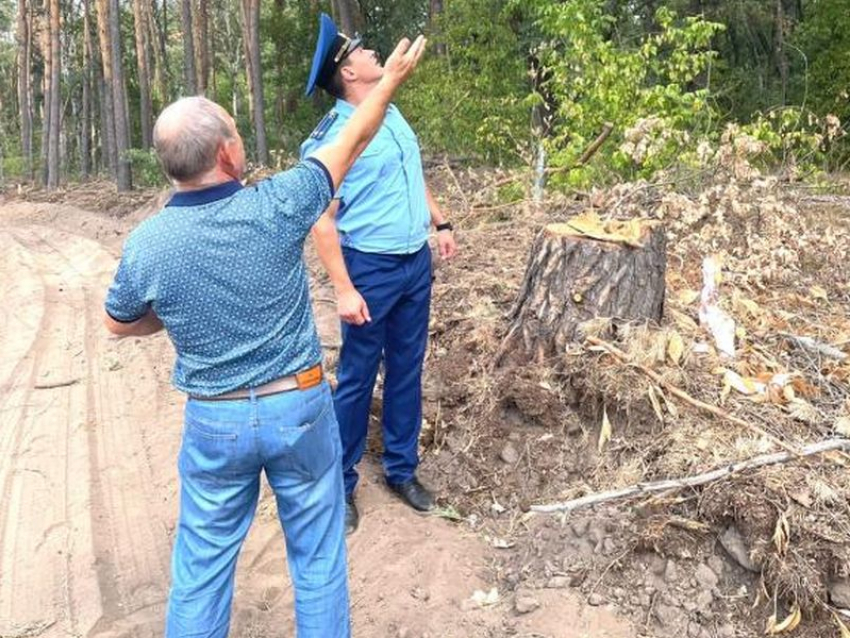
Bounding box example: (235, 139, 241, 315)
(522, 0, 723, 185)
(123, 148, 168, 187)
(792, 0, 850, 162)
(1, 155, 27, 181)
(398, 0, 530, 164)
(738, 108, 846, 177)
(496, 181, 525, 204)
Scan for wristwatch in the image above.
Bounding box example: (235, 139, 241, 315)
(436, 222, 453, 232)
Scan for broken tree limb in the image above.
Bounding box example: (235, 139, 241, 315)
(34, 378, 80, 390)
(780, 332, 848, 361)
(492, 122, 615, 189)
(573, 122, 615, 168)
(531, 438, 850, 514)
(586, 336, 799, 454)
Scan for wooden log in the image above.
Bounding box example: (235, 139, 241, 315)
(502, 219, 666, 362)
(531, 438, 850, 514)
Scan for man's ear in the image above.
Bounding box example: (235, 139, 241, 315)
(217, 139, 240, 179)
(340, 64, 357, 83)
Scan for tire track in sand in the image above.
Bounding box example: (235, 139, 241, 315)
(0, 226, 177, 637)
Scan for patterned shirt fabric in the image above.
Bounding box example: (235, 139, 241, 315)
(105, 160, 333, 397)
(300, 100, 430, 255)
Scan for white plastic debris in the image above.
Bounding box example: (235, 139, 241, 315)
(470, 588, 500, 607)
(698, 256, 736, 358)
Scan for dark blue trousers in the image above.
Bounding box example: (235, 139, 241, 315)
(334, 244, 432, 497)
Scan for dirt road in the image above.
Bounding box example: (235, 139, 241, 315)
(0, 199, 633, 638)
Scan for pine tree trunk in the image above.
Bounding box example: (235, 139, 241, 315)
(241, 0, 268, 164)
(209, 0, 217, 96)
(147, 0, 169, 105)
(39, 0, 50, 185)
(132, 0, 153, 148)
(16, 0, 33, 179)
(333, 0, 361, 35)
(429, 0, 446, 56)
(95, 0, 117, 177)
(109, 0, 132, 190)
(46, 0, 60, 189)
(181, 0, 197, 94)
(194, 0, 209, 93)
(774, 0, 788, 106)
(273, 0, 285, 128)
(224, 6, 241, 119)
(81, 0, 93, 177)
(502, 222, 667, 363)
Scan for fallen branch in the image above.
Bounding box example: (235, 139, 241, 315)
(781, 332, 848, 361)
(443, 157, 471, 214)
(573, 122, 615, 168)
(34, 378, 80, 390)
(492, 122, 615, 189)
(586, 336, 799, 454)
(531, 438, 850, 514)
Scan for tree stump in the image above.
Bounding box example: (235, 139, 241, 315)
(502, 218, 666, 362)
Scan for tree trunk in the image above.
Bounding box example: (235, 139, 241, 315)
(109, 0, 133, 190)
(209, 0, 218, 96)
(333, 0, 361, 36)
(46, 0, 60, 189)
(223, 6, 240, 119)
(81, 0, 93, 177)
(774, 0, 788, 106)
(428, 0, 446, 56)
(502, 221, 666, 362)
(39, 0, 50, 185)
(194, 0, 210, 93)
(241, 0, 268, 164)
(16, 0, 34, 179)
(148, 0, 169, 105)
(132, 0, 153, 148)
(95, 0, 117, 177)
(181, 0, 197, 94)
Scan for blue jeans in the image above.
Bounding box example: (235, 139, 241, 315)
(335, 245, 432, 497)
(166, 380, 350, 638)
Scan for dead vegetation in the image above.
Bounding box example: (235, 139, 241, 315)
(422, 162, 850, 636)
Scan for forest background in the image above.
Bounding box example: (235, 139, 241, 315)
(0, 0, 847, 192)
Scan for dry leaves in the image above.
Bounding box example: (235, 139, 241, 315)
(765, 604, 802, 634)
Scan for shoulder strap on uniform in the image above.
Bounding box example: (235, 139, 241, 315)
(310, 111, 339, 140)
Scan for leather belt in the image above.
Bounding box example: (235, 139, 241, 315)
(191, 364, 324, 401)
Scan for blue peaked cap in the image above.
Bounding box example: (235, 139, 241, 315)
(305, 13, 363, 96)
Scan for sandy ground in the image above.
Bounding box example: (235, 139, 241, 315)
(0, 198, 634, 638)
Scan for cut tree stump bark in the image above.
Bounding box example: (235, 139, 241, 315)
(501, 219, 666, 362)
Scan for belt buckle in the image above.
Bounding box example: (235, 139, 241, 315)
(295, 366, 322, 390)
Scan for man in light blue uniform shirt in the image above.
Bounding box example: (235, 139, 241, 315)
(103, 33, 426, 638)
(301, 14, 458, 535)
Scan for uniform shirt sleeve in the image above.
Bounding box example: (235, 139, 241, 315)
(259, 160, 334, 234)
(301, 119, 346, 204)
(105, 236, 149, 322)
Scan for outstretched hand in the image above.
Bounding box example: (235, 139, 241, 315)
(381, 35, 427, 88)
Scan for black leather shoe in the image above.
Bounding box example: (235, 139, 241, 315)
(387, 477, 434, 512)
(345, 495, 359, 535)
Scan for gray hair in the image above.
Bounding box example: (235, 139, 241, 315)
(153, 96, 234, 182)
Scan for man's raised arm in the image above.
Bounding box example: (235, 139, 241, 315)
(310, 36, 426, 190)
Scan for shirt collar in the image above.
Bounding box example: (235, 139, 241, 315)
(167, 180, 243, 207)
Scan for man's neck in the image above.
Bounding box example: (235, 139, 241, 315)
(174, 168, 239, 192)
(343, 80, 381, 107)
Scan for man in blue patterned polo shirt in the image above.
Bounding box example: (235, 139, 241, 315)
(103, 35, 426, 638)
(301, 15, 458, 535)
